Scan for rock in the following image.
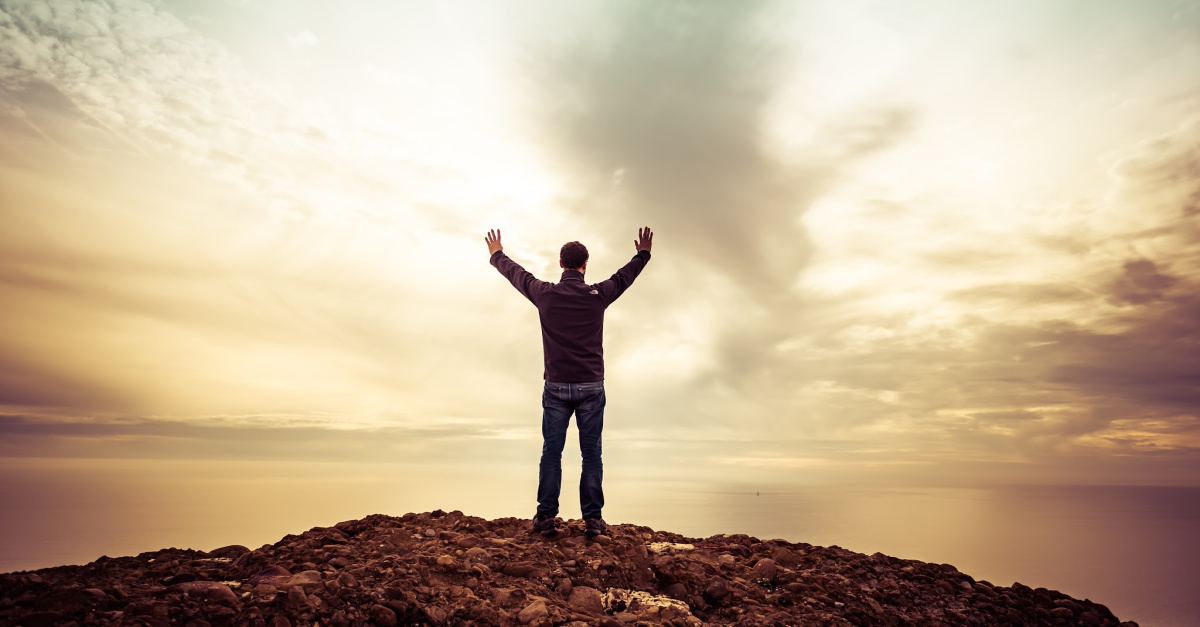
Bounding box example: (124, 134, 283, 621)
(592, 534, 613, 546)
(503, 562, 539, 578)
(22, 611, 63, 627)
(568, 586, 604, 614)
(169, 581, 239, 605)
(663, 582, 688, 600)
(751, 558, 777, 582)
(165, 572, 198, 585)
(0, 510, 1139, 627)
(284, 570, 323, 590)
(248, 565, 292, 586)
(518, 599, 548, 624)
(424, 605, 447, 624)
(705, 576, 731, 600)
(286, 585, 310, 609)
(456, 536, 481, 549)
(369, 603, 397, 627)
(208, 545, 250, 559)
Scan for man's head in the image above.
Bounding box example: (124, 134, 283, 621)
(560, 241, 589, 272)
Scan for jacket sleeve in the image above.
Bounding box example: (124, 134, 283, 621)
(490, 251, 549, 306)
(598, 250, 651, 306)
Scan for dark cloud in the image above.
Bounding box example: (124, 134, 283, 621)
(531, 0, 922, 405)
(0, 413, 533, 463)
(1108, 259, 1178, 305)
(1040, 293, 1200, 411)
(536, 0, 916, 299)
(824, 121, 1200, 458)
(0, 353, 131, 413)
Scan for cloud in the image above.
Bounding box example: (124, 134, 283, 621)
(1107, 259, 1178, 305)
(526, 0, 923, 412)
(1, 0, 1198, 487)
(288, 30, 318, 49)
(0, 0, 353, 216)
(534, 0, 917, 299)
(0, 412, 535, 464)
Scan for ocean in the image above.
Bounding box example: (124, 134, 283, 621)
(1, 458, 1196, 626)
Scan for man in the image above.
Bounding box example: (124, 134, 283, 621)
(486, 227, 653, 538)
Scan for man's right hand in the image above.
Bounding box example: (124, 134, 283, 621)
(635, 226, 653, 253)
(486, 229, 503, 255)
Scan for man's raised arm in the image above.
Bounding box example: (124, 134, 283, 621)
(599, 226, 653, 306)
(486, 228, 547, 305)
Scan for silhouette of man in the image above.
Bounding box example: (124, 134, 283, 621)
(486, 227, 654, 538)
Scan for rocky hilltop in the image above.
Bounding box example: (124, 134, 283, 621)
(1, 510, 1137, 627)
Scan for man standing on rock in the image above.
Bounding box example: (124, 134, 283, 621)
(486, 227, 654, 539)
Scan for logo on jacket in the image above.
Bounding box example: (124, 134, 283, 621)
(590, 290, 599, 295)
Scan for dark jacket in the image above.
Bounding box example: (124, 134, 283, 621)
(490, 249, 651, 382)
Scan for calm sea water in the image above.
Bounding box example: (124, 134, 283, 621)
(1, 458, 1196, 627)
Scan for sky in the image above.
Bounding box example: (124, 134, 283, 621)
(1, 0, 1199, 488)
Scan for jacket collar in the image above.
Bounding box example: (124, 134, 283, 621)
(560, 269, 585, 282)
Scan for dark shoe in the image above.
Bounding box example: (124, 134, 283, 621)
(584, 517, 608, 538)
(533, 514, 558, 538)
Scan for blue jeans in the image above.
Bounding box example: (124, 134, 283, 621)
(537, 380, 605, 520)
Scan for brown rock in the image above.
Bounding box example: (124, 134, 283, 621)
(169, 581, 239, 605)
(269, 616, 291, 627)
(494, 587, 527, 607)
(424, 605, 447, 624)
(248, 565, 292, 586)
(21, 611, 63, 627)
(286, 586, 310, 609)
(282, 570, 323, 591)
(663, 582, 688, 600)
(503, 562, 539, 577)
(518, 599, 548, 624)
(567, 586, 604, 614)
(705, 576, 731, 600)
(369, 603, 398, 627)
(208, 544, 250, 559)
(751, 558, 778, 582)
(771, 546, 800, 567)
(456, 536, 481, 548)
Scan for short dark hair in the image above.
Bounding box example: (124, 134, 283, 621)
(560, 241, 589, 270)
